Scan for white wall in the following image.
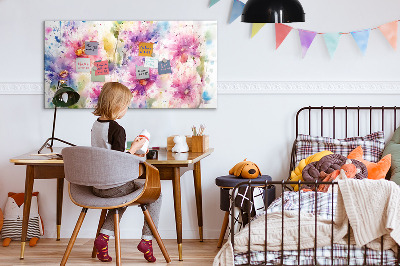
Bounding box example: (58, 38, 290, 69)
(1, 0, 400, 239)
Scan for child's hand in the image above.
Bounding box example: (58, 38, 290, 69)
(129, 137, 147, 154)
(134, 149, 149, 157)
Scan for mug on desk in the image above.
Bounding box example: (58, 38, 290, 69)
(126, 142, 158, 159)
(146, 150, 158, 160)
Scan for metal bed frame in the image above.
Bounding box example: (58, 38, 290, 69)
(230, 106, 400, 266)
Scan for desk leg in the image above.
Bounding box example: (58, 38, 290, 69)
(193, 161, 203, 242)
(172, 167, 183, 261)
(20, 165, 35, 259)
(56, 178, 64, 241)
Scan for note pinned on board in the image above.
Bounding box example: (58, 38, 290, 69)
(94, 60, 109, 76)
(85, 41, 99, 55)
(158, 60, 172, 75)
(91, 67, 105, 82)
(138, 42, 154, 57)
(144, 57, 158, 68)
(76, 58, 91, 72)
(136, 66, 150, 79)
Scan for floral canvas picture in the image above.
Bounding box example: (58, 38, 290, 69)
(44, 21, 217, 108)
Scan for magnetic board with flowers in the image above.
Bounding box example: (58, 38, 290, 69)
(44, 21, 217, 108)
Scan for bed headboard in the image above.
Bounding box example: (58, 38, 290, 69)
(290, 106, 400, 179)
(295, 106, 400, 138)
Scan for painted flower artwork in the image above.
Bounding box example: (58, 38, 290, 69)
(44, 21, 217, 108)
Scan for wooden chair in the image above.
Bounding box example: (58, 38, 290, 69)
(60, 146, 171, 265)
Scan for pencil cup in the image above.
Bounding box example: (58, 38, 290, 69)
(191, 135, 209, 153)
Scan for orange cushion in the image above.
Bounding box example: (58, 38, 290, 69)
(347, 146, 391, 180)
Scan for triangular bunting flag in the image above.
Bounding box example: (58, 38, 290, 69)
(229, 0, 245, 24)
(251, 23, 266, 38)
(351, 29, 370, 55)
(209, 0, 220, 7)
(378, 21, 397, 50)
(323, 33, 341, 58)
(275, 23, 292, 49)
(298, 29, 317, 58)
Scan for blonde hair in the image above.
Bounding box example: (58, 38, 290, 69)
(93, 82, 133, 120)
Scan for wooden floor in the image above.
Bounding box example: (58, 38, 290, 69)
(0, 239, 221, 265)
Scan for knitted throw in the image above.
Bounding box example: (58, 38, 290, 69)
(335, 178, 400, 251)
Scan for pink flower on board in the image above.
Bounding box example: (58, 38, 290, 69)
(170, 69, 201, 107)
(168, 27, 201, 63)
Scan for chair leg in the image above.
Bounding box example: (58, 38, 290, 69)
(60, 208, 88, 266)
(114, 209, 121, 266)
(141, 205, 171, 263)
(217, 211, 230, 248)
(92, 209, 108, 258)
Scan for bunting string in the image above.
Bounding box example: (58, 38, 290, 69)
(209, 0, 399, 58)
(286, 20, 400, 35)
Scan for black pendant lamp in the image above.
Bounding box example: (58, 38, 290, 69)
(241, 0, 305, 23)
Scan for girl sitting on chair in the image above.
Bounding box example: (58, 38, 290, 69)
(91, 82, 161, 263)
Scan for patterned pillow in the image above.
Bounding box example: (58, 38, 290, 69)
(294, 131, 385, 166)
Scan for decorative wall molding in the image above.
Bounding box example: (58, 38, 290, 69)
(217, 81, 400, 94)
(0, 83, 43, 95)
(1, 81, 400, 95)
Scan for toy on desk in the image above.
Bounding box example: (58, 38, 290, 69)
(173, 152, 189, 160)
(1, 192, 44, 247)
(172, 135, 189, 153)
(135, 129, 150, 155)
(229, 159, 261, 179)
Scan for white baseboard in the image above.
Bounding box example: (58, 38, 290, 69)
(1, 81, 400, 95)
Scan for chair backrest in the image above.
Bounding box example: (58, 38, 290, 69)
(62, 146, 145, 187)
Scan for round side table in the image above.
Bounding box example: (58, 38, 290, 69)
(215, 175, 275, 248)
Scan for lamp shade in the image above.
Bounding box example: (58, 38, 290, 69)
(52, 85, 80, 107)
(241, 0, 305, 23)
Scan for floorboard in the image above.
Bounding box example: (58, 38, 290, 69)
(0, 239, 222, 265)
